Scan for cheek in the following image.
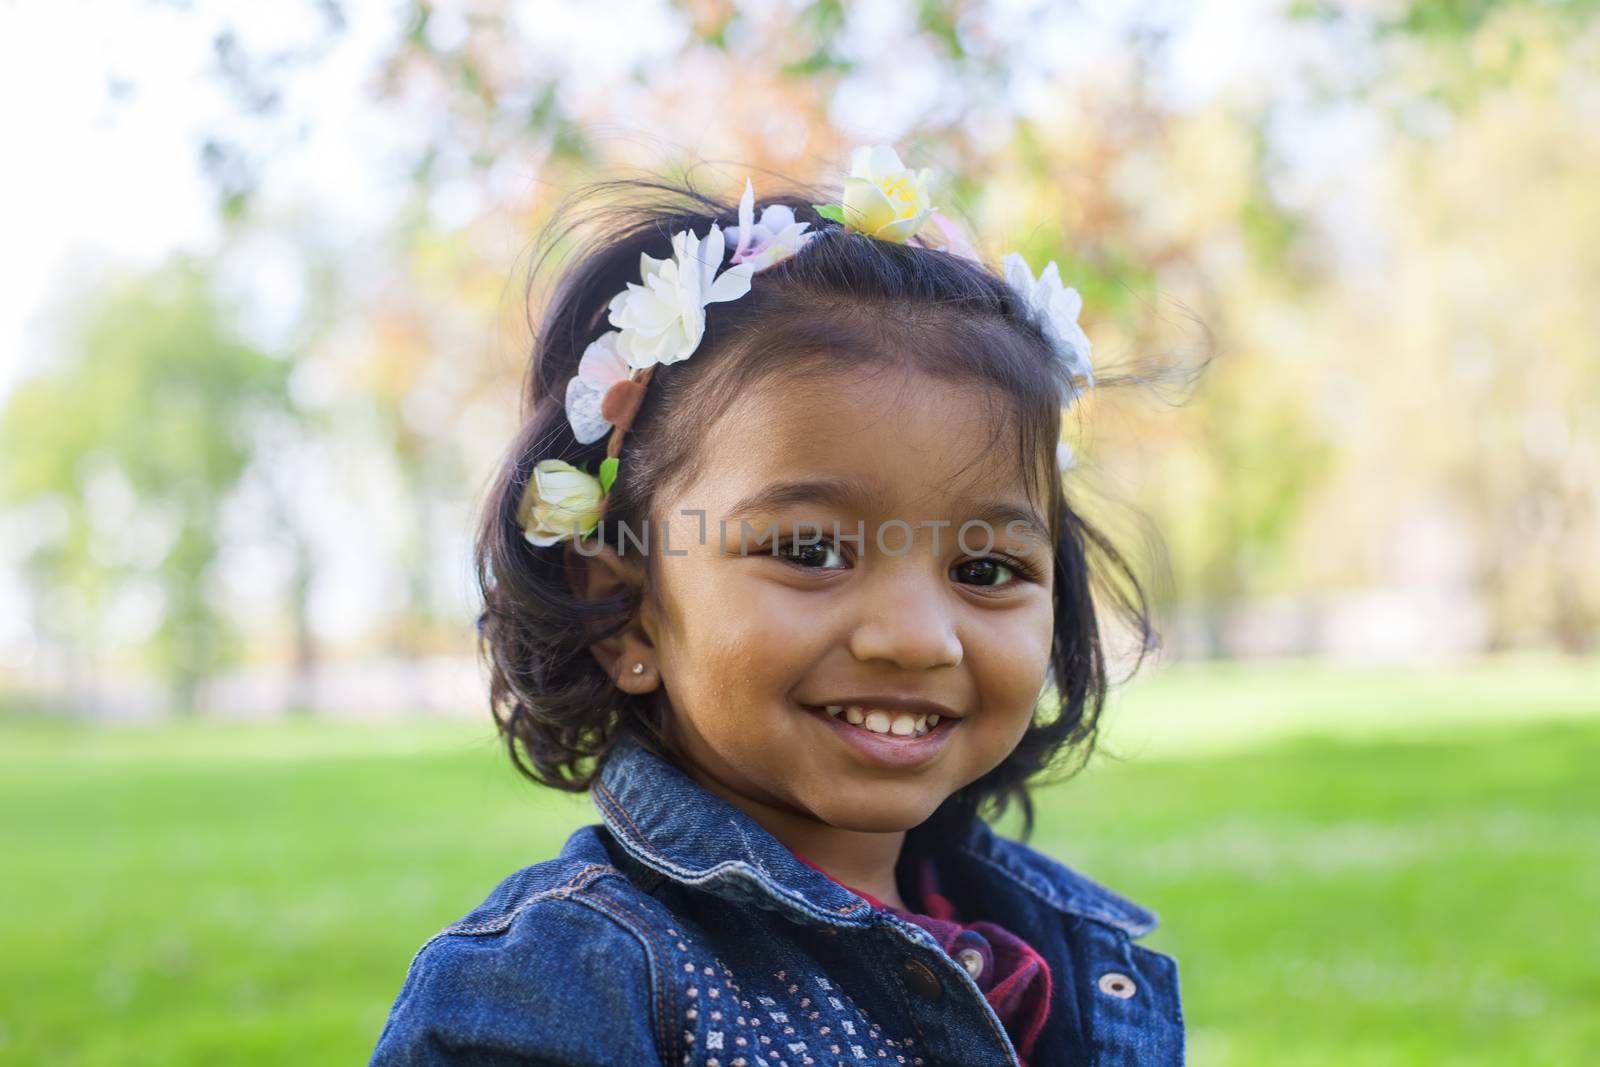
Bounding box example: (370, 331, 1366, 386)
(712, 572, 823, 647)
(654, 558, 827, 699)
(969, 595, 1057, 718)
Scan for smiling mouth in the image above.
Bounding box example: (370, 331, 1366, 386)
(799, 704, 955, 740)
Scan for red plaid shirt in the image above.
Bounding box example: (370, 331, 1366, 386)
(791, 848, 1054, 1065)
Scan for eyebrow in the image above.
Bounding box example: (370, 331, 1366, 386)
(966, 502, 1053, 548)
(724, 477, 877, 521)
(722, 478, 1053, 548)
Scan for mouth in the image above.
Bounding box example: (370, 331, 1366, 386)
(798, 703, 961, 768)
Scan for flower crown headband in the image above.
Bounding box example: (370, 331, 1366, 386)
(518, 144, 1095, 548)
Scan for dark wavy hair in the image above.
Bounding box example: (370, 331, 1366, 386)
(475, 167, 1165, 848)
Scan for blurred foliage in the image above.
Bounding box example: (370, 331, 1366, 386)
(1, 261, 295, 713)
(4, 0, 1597, 711)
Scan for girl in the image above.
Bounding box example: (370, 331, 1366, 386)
(370, 146, 1183, 1066)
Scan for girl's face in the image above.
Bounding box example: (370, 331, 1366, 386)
(634, 362, 1057, 835)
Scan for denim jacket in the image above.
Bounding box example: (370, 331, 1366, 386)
(370, 733, 1184, 1066)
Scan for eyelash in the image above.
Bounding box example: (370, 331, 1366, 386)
(768, 536, 1044, 586)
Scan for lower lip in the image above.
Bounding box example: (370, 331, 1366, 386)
(799, 704, 959, 769)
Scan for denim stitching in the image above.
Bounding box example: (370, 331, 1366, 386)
(960, 846, 1156, 936)
(393, 862, 619, 977)
(388, 863, 671, 1062)
(572, 884, 680, 1066)
(595, 779, 872, 924)
(880, 941, 938, 1062)
(961, 820, 1158, 923)
(1130, 941, 1186, 1035)
(436, 863, 617, 936)
(880, 913, 1016, 1065)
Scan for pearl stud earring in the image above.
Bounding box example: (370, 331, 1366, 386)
(631, 662, 645, 675)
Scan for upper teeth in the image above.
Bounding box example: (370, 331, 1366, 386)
(823, 705, 942, 737)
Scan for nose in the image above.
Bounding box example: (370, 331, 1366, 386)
(846, 562, 963, 671)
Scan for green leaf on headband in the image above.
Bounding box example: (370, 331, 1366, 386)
(813, 203, 846, 224)
(598, 456, 619, 494)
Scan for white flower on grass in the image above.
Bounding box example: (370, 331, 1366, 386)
(607, 223, 754, 369)
(839, 144, 936, 243)
(517, 460, 604, 546)
(725, 178, 817, 272)
(1002, 252, 1094, 398)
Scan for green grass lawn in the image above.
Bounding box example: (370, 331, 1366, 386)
(1, 659, 1595, 1066)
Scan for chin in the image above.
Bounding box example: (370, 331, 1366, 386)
(810, 795, 941, 835)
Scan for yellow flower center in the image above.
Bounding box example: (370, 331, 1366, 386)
(880, 175, 918, 216)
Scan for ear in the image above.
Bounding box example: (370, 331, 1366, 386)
(563, 541, 660, 695)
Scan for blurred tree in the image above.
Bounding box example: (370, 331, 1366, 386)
(72, 0, 1590, 678)
(0, 259, 296, 714)
(1280, 0, 1600, 651)
(180, 0, 1314, 658)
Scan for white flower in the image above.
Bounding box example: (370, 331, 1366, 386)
(517, 459, 603, 546)
(564, 331, 632, 444)
(725, 178, 817, 272)
(839, 144, 936, 243)
(607, 223, 755, 369)
(1002, 252, 1094, 398)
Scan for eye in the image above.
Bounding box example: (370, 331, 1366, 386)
(776, 537, 847, 570)
(952, 556, 1035, 587)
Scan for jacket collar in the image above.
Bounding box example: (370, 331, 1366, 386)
(591, 731, 1158, 937)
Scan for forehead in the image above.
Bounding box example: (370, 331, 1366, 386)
(683, 360, 1046, 521)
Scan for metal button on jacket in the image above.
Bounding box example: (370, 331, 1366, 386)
(1098, 971, 1138, 999)
(955, 946, 985, 980)
(900, 956, 944, 1000)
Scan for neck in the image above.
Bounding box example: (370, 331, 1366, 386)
(786, 826, 909, 910)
